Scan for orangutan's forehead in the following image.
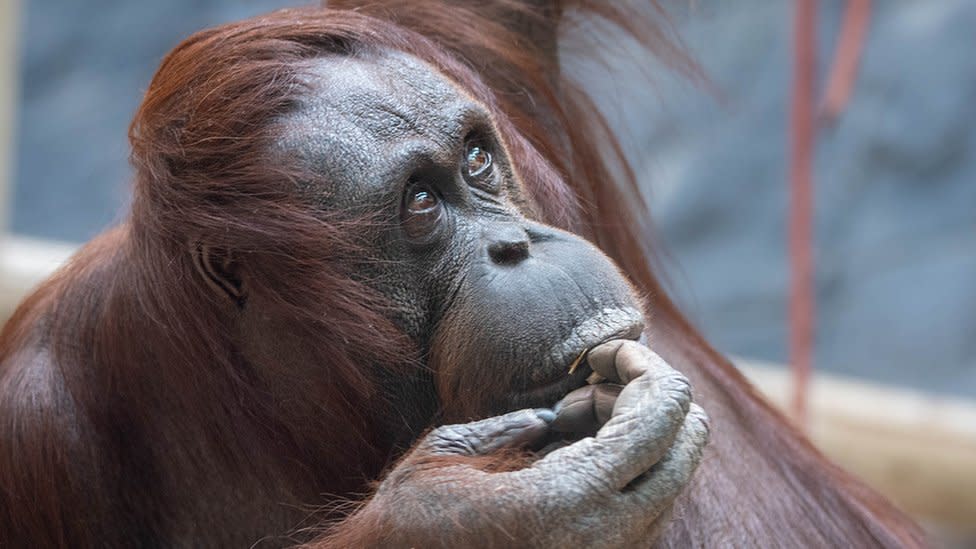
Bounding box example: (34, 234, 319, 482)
(278, 49, 491, 205)
(303, 50, 470, 132)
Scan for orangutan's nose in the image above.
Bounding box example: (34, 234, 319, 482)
(486, 224, 530, 265)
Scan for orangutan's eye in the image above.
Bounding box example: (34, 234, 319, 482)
(463, 141, 493, 180)
(406, 187, 440, 214)
(401, 183, 445, 241)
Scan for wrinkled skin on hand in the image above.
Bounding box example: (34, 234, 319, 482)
(356, 340, 709, 548)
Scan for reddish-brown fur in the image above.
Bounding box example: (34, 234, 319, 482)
(0, 3, 925, 547)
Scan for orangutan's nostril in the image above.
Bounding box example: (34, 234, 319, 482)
(488, 239, 530, 265)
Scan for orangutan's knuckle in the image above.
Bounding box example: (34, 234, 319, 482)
(533, 455, 573, 487)
(529, 473, 578, 509)
(427, 424, 452, 440)
(577, 469, 615, 496)
(426, 425, 452, 444)
(642, 394, 682, 428)
(661, 383, 693, 412)
(604, 415, 640, 441)
(688, 404, 710, 439)
(662, 370, 692, 394)
(566, 448, 613, 491)
(668, 437, 704, 474)
(426, 426, 478, 455)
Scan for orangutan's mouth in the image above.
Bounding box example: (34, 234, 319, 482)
(523, 307, 645, 403)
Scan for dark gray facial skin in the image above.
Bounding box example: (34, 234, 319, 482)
(274, 48, 645, 424)
(200, 47, 708, 547)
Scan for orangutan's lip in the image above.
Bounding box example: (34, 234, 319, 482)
(523, 307, 645, 402)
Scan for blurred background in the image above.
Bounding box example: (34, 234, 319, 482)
(0, 0, 973, 544)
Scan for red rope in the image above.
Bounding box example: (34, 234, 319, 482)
(788, 0, 871, 425)
(821, 0, 872, 123)
(789, 0, 818, 425)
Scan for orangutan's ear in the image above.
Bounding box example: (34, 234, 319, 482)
(191, 243, 246, 306)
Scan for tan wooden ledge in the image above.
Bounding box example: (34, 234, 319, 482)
(739, 359, 976, 541)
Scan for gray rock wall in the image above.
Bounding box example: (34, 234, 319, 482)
(13, 0, 293, 241)
(586, 0, 976, 396)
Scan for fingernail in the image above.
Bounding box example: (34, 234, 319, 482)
(534, 408, 556, 424)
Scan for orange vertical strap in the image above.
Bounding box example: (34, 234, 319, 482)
(790, 0, 817, 425)
(821, 0, 872, 123)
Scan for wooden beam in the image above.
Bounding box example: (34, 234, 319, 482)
(739, 359, 976, 536)
(0, 0, 21, 233)
(0, 236, 76, 323)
